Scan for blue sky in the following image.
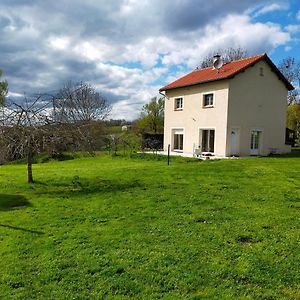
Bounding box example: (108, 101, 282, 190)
(0, 0, 299, 120)
(252, 0, 300, 63)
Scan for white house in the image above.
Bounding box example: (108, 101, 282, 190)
(159, 53, 294, 157)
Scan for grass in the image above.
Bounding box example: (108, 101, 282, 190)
(0, 153, 299, 299)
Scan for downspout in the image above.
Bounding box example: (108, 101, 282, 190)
(159, 91, 167, 99)
(159, 90, 168, 152)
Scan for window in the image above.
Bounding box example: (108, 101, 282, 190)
(174, 97, 183, 110)
(259, 67, 264, 76)
(173, 129, 184, 151)
(201, 129, 215, 152)
(203, 93, 214, 107)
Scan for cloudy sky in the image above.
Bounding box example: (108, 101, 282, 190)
(1, 0, 300, 120)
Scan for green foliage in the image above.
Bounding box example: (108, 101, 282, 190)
(135, 97, 164, 134)
(287, 104, 300, 131)
(0, 69, 8, 106)
(287, 104, 300, 145)
(0, 155, 300, 298)
(104, 132, 141, 157)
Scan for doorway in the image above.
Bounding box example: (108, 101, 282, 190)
(250, 130, 262, 155)
(200, 129, 215, 153)
(230, 128, 239, 156)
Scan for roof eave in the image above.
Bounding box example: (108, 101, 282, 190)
(159, 77, 229, 92)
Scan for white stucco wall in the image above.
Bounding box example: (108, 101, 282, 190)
(163, 60, 291, 157)
(227, 60, 291, 156)
(164, 80, 230, 157)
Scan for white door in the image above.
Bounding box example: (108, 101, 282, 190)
(230, 128, 239, 156)
(250, 130, 261, 155)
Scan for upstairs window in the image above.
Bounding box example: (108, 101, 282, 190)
(174, 97, 183, 110)
(203, 93, 214, 107)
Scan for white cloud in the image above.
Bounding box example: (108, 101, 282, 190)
(253, 2, 289, 17)
(161, 15, 290, 68)
(296, 10, 300, 20)
(90, 62, 167, 120)
(0, 1, 292, 120)
(48, 36, 70, 50)
(285, 24, 300, 33)
(7, 91, 23, 98)
(284, 46, 292, 51)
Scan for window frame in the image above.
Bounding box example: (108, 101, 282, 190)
(249, 128, 263, 155)
(174, 96, 184, 111)
(199, 127, 216, 154)
(202, 92, 215, 108)
(172, 128, 184, 152)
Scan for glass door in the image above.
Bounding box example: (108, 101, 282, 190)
(201, 129, 215, 152)
(250, 130, 261, 155)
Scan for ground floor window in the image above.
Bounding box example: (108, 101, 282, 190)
(201, 129, 215, 152)
(173, 129, 184, 151)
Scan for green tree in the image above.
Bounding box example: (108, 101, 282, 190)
(135, 97, 164, 134)
(287, 104, 300, 144)
(277, 57, 300, 144)
(0, 69, 8, 105)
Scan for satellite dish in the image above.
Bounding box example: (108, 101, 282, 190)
(213, 54, 223, 70)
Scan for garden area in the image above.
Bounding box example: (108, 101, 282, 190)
(0, 153, 299, 299)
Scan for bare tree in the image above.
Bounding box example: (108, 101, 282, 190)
(53, 81, 111, 123)
(0, 95, 53, 183)
(278, 57, 300, 105)
(198, 47, 248, 69)
(52, 82, 111, 153)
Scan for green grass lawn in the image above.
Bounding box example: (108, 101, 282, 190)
(0, 153, 299, 299)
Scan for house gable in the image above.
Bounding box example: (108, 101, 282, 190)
(226, 59, 289, 156)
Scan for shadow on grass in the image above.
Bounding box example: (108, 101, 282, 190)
(0, 224, 44, 235)
(0, 194, 32, 211)
(129, 152, 201, 163)
(34, 177, 146, 198)
(269, 149, 300, 158)
(69, 178, 145, 197)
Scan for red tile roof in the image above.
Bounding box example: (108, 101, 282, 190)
(159, 53, 294, 91)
